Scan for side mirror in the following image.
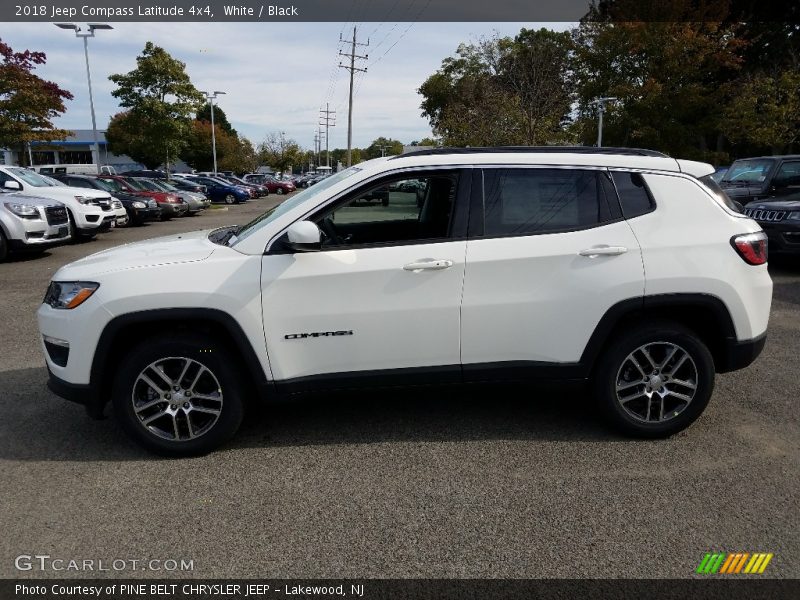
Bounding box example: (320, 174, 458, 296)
(286, 220, 321, 252)
(3, 180, 21, 191)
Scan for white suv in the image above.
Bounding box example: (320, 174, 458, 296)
(0, 166, 112, 238)
(37, 148, 772, 455)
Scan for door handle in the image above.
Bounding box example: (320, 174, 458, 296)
(403, 259, 454, 271)
(578, 246, 628, 258)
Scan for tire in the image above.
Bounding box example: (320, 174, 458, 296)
(594, 322, 715, 438)
(0, 229, 8, 262)
(224, 194, 235, 205)
(111, 333, 245, 456)
(276, 188, 284, 195)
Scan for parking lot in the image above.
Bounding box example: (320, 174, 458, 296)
(1, 198, 798, 579)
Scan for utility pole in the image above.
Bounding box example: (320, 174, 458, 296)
(313, 131, 320, 170)
(378, 143, 389, 157)
(203, 91, 226, 174)
(319, 102, 336, 168)
(591, 97, 618, 147)
(339, 26, 368, 167)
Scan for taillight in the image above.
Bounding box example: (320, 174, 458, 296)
(731, 232, 768, 265)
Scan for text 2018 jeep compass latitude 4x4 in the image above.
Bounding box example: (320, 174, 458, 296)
(38, 148, 772, 455)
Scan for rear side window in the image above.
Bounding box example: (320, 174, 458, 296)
(610, 171, 654, 218)
(482, 169, 613, 236)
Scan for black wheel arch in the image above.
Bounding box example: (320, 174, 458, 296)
(581, 293, 741, 376)
(88, 308, 271, 417)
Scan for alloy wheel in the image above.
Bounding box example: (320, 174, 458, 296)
(615, 342, 698, 423)
(131, 356, 223, 441)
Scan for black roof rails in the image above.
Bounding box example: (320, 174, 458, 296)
(393, 146, 669, 159)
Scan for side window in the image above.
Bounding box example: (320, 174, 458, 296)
(313, 173, 459, 248)
(775, 161, 800, 187)
(482, 168, 612, 236)
(610, 171, 654, 219)
(68, 178, 92, 189)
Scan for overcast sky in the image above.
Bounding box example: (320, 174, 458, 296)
(3, 21, 571, 150)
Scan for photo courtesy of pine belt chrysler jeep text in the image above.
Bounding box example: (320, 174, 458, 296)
(38, 148, 772, 455)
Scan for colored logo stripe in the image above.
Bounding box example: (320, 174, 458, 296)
(697, 552, 773, 574)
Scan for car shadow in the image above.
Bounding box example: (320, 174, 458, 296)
(0, 367, 619, 462)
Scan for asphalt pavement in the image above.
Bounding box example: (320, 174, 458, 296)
(1, 198, 798, 579)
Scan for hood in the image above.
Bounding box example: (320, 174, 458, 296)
(745, 197, 800, 211)
(35, 184, 110, 200)
(0, 191, 64, 208)
(54, 229, 216, 279)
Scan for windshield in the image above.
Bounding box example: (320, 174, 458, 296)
(7, 167, 59, 187)
(133, 179, 162, 191)
(232, 167, 362, 246)
(722, 159, 774, 183)
(121, 177, 146, 191)
(94, 178, 122, 193)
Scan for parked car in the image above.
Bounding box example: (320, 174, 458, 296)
(39, 147, 772, 455)
(710, 166, 729, 183)
(0, 189, 71, 261)
(0, 166, 112, 238)
(218, 175, 268, 197)
(183, 175, 250, 204)
(164, 176, 207, 195)
(741, 194, 800, 255)
(146, 179, 210, 215)
(719, 156, 800, 203)
(51, 174, 137, 227)
(97, 175, 188, 220)
(261, 175, 296, 195)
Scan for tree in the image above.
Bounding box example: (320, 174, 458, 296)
(0, 39, 73, 165)
(107, 42, 203, 169)
(197, 102, 237, 137)
(180, 119, 239, 172)
(418, 31, 573, 146)
(363, 137, 403, 159)
(257, 132, 304, 173)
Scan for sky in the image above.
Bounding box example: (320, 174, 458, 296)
(2, 21, 572, 151)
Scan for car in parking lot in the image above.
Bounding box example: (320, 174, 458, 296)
(0, 190, 71, 261)
(135, 178, 209, 215)
(38, 147, 772, 456)
(183, 175, 250, 204)
(97, 175, 188, 220)
(0, 166, 112, 238)
(51, 174, 139, 228)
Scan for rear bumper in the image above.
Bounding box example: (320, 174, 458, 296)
(718, 333, 767, 373)
(758, 221, 800, 254)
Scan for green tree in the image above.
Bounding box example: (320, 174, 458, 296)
(197, 102, 237, 137)
(180, 119, 240, 172)
(363, 136, 403, 159)
(0, 39, 73, 165)
(107, 42, 203, 169)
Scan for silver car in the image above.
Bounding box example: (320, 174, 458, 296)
(0, 190, 71, 261)
(150, 180, 210, 215)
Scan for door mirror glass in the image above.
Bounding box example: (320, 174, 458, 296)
(286, 220, 321, 252)
(3, 180, 21, 190)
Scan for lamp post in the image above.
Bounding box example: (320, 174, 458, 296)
(55, 23, 112, 174)
(202, 91, 226, 174)
(591, 97, 618, 147)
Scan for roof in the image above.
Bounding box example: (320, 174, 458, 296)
(30, 130, 108, 146)
(395, 146, 668, 158)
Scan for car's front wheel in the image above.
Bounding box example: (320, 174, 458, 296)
(224, 193, 235, 204)
(594, 322, 714, 438)
(112, 334, 245, 456)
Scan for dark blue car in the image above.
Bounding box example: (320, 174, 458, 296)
(184, 175, 250, 204)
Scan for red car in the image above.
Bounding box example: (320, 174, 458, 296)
(97, 175, 188, 220)
(262, 176, 295, 195)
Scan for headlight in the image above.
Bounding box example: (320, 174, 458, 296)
(132, 201, 146, 209)
(6, 203, 40, 219)
(43, 281, 100, 310)
(74, 195, 93, 205)
(787, 211, 800, 221)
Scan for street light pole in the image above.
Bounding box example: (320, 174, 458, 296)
(55, 23, 113, 174)
(592, 96, 618, 147)
(203, 91, 226, 174)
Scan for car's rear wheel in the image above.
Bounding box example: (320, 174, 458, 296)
(594, 322, 714, 438)
(224, 193, 235, 204)
(112, 333, 245, 456)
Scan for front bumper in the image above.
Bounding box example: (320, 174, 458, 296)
(46, 367, 104, 418)
(3, 214, 71, 249)
(158, 202, 189, 217)
(757, 220, 800, 254)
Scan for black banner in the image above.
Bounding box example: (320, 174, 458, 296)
(2, 580, 799, 600)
